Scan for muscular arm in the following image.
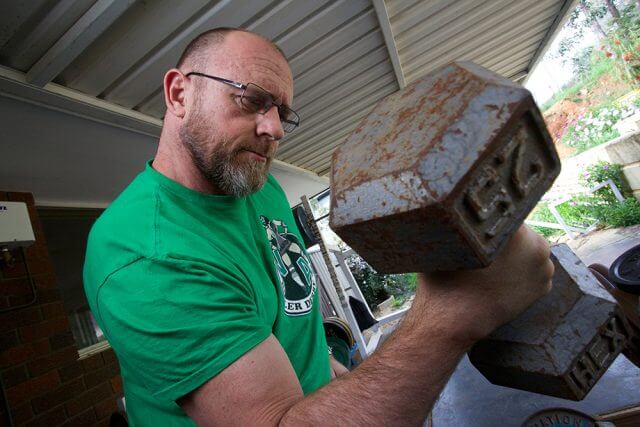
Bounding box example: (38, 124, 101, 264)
(283, 293, 472, 425)
(180, 302, 465, 426)
(180, 227, 553, 426)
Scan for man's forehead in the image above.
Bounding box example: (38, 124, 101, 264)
(206, 32, 293, 102)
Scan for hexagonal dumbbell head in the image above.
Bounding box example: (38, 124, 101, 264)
(469, 244, 633, 400)
(330, 62, 561, 274)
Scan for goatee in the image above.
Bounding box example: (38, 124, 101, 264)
(179, 125, 271, 197)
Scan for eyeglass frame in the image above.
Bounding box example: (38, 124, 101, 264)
(185, 72, 300, 133)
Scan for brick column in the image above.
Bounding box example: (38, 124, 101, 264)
(0, 192, 122, 426)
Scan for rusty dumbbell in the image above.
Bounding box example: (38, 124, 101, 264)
(329, 62, 635, 400)
(470, 244, 630, 400)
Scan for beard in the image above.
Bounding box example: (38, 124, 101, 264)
(179, 116, 272, 198)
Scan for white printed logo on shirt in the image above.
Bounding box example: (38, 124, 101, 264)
(260, 215, 317, 316)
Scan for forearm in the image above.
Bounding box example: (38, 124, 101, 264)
(182, 228, 552, 426)
(281, 295, 472, 426)
(281, 227, 553, 425)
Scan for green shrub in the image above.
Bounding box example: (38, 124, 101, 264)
(345, 255, 416, 310)
(384, 272, 415, 299)
(580, 161, 631, 203)
(561, 103, 629, 153)
(531, 196, 595, 226)
(529, 223, 563, 240)
(406, 273, 417, 293)
(592, 198, 640, 227)
(346, 255, 389, 309)
(392, 297, 406, 309)
(529, 196, 597, 239)
(530, 162, 639, 239)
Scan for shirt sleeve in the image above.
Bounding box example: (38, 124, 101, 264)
(94, 255, 272, 402)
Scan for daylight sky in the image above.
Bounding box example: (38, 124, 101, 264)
(525, 14, 601, 104)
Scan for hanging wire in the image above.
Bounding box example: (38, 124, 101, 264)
(0, 246, 38, 313)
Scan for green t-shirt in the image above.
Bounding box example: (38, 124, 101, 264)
(84, 161, 330, 426)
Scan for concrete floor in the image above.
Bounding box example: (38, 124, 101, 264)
(432, 355, 639, 426)
(430, 225, 640, 426)
(357, 226, 640, 426)
(567, 224, 640, 268)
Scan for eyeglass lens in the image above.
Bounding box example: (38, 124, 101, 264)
(241, 84, 299, 133)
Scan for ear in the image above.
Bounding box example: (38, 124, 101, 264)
(164, 69, 187, 118)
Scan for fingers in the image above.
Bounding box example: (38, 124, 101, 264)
(416, 224, 557, 340)
(511, 225, 549, 261)
(522, 225, 554, 296)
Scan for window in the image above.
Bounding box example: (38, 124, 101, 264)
(38, 208, 105, 351)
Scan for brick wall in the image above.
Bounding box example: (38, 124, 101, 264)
(0, 192, 123, 426)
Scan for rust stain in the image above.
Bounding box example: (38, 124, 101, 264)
(331, 62, 559, 280)
(339, 64, 483, 193)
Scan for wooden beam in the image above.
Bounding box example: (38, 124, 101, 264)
(26, 0, 133, 87)
(372, 0, 406, 89)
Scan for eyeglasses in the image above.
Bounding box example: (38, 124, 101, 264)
(186, 72, 300, 133)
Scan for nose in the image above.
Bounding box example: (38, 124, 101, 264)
(256, 105, 285, 141)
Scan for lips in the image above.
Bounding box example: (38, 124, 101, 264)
(239, 142, 276, 157)
(239, 148, 270, 161)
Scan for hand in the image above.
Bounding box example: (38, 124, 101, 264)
(329, 355, 349, 379)
(416, 225, 554, 345)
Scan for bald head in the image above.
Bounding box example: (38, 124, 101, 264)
(156, 27, 294, 197)
(177, 27, 287, 72)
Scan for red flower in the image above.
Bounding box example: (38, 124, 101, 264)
(606, 51, 613, 58)
(623, 52, 633, 61)
(614, 39, 621, 45)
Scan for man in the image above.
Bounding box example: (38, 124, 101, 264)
(84, 28, 553, 426)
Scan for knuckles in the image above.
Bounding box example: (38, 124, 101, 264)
(540, 260, 554, 296)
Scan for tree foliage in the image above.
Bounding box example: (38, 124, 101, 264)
(553, 1, 640, 87)
(345, 255, 416, 310)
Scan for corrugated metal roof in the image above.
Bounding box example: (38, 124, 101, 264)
(0, 0, 575, 184)
(390, 0, 567, 84)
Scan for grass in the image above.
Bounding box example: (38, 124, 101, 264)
(529, 196, 597, 240)
(541, 57, 616, 111)
(391, 297, 405, 309)
(529, 160, 640, 242)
